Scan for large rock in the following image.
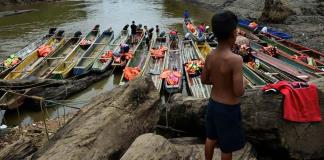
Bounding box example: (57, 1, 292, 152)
(31, 76, 160, 160)
(120, 133, 180, 160)
(121, 134, 256, 160)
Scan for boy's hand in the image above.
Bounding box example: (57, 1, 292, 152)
(243, 77, 249, 88)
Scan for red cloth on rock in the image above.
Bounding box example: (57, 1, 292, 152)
(262, 81, 322, 122)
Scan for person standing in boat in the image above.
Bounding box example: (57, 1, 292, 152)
(201, 10, 248, 160)
(156, 25, 160, 36)
(131, 21, 137, 45)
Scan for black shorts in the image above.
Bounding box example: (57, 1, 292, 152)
(205, 99, 245, 153)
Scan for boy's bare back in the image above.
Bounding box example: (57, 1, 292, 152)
(201, 48, 244, 105)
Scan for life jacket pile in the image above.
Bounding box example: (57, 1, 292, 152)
(37, 45, 53, 57)
(123, 67, 141, 81)
(185, 60, 204, 76)
(114, 50, 133, 63)
(160, 70, 182, 85)
(3, 54, 20, 68)
(186, 23, 196, 34)
(100, 50, 113, 63)
(150, 45, 168, 59)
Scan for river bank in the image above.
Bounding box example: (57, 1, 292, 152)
(184, 0, 324, 52)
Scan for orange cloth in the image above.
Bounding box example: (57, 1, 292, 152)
(37, 45, 52, 57)
(249, 22, 258, 30)
(123, 67, 141, 81)
(100, 50, 113, 63)
(150, 45, 168, 59)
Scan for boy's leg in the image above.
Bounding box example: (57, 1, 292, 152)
(205, 138, 217, 160)
(221, 152, 232, 160)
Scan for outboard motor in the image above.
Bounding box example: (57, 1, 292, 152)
(93, 24, 100, 31)
(72, 31, 82, 43)
(123, 24, 129, 31)
(104, 27, 113, 35)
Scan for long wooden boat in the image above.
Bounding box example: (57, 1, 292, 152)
(52, 25, 100, 79)
(242, 63, 267, 88)
(119, 37, 150, 85)
(111, 30, 144, 67)
(163, 35, 182, 94)
(182, 39, 211, 98)
(0, 28, 57, 78)
(4, 30, 65, 81)
(142, 34, 168, 91)
(250, 40, 324, 74)
(183, 18, 202, 42)
(249, 42, 320, 81)
(259, 33, 324, 64)
(0, 33, 82, 110)
(73, 28, 114, 75)
(31, 31, 83, 79)
(0, 31, 66, 110)
(194, 41, 212, 59)
(92, 30, 129, 72)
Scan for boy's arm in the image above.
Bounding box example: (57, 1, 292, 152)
(201, 55, 212, 85)
(232, 56, 245, 96)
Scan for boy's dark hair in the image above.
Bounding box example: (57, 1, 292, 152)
(211, 10, 238, 41)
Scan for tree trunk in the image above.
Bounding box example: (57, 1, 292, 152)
(160, 78, 324, 159)
(30, 76, 160, 160)
(0, 138, 37, 160)
(0, 69, 114, 109)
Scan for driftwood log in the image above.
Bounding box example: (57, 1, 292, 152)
(160, 78, 324, 160)
(30, 76, 160, 160)
(0, 69, 114, 109)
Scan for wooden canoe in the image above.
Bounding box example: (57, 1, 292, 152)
(73, 28, 114, 76)
(250, 40, 324, 74)
(52, 26, 100, 79)
(194, 41, 212, 59)
(0, 31, 66, 110)
(92, 30, 129, 72)
(4, 30, 65, 80)
(258, 33, 324, 71)
(31, 32, 83, 79)
(183, 18, 205, 42)
(163, 35, 183, 94)
(142, 34, 168, 91)
(111, 30, 144, 67)
(0, 28, 57, 78)
(250, 41, 320, 81)
(182, 39, 211, 98)
(119, 36, 150, 85)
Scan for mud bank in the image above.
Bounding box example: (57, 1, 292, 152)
(184, 0, 324, 52)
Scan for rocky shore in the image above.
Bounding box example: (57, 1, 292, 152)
(185, 0, 324, 52)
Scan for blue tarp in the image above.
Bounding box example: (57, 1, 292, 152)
(238, 19, 293, 39)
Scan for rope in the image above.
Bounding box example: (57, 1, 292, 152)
(40, 100, 49, 141)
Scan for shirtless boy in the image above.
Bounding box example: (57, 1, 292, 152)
(201, 10, 248, 160)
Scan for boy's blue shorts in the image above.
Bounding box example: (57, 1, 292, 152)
(205, 99, 245, 153)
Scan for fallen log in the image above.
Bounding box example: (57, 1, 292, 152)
(160, 78, 324, 159)
(0, 138, 37, 160)
(30, 76, 160, 160)
(0, 68, 114, 109)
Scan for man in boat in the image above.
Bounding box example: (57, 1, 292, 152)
(184, 10, 190, 22)
(170, 29, 178, 49)
(131, 21, 137, 45)
(201, 10, 248, 160)
(156, 25, 160, 35)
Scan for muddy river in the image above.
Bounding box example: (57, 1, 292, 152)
(0, 0, 214, 126)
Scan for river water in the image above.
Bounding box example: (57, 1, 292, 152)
(0, 0, 213, 126)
